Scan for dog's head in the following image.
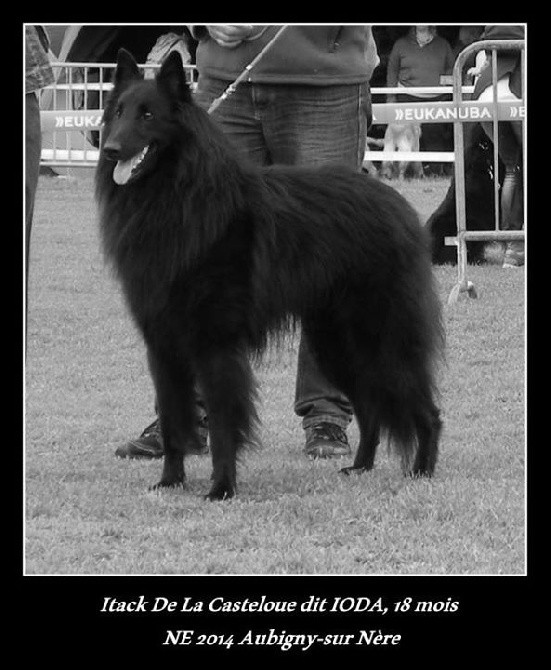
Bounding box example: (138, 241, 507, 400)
(100, 49, 193, 185)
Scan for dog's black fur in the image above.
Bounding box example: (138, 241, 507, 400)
(96, 50, 444, 500)
(426, 123, 501, 264)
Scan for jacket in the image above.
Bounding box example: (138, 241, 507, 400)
(386, 31, 455, 90)
(190, 25, 379, 86)
(473, 25, 525, 99)
(25, 25, 54, 94)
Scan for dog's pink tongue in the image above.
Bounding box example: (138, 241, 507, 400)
(113, 159, 133, 185)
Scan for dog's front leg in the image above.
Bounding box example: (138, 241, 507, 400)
(196, 347, 258, 500)
(146, 345, 198, 490)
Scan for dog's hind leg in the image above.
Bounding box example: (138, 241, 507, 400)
(302, 321, 381, 477)
(147, 347, 198, 490)
(340, 403, 380, 476)
(409, 401, 441, 478)
(196, 347, 258, 501)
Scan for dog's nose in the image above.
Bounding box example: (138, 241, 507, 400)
(102, 142, 122, 161)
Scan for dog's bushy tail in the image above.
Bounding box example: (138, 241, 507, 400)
(358, 193, 444, 470)
(383, 239, 443, 470)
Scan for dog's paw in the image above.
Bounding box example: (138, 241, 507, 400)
(204, 481, 236, 501)
(339, 465, 369, 476)
(405, 469, 434, 479)
(149, 478, 185, 491)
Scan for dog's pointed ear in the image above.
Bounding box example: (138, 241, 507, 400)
(114, 49, 142, 86)
(157, 51, 192, 103)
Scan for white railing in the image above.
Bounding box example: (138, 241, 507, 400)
(38, 62, 484, 169)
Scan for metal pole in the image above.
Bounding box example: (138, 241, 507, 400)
(447, 39, 525, 305)
(491, 50, 500, 234)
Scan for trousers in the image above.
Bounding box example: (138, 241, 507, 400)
(194, 78, 372, 428)
(478, 75, 524, 239)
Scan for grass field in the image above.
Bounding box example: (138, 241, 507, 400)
(24, 172, 525, 576)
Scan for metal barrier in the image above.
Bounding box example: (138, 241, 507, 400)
(447, 39, 525, 304)
(39, 62, 484, 169)
(38, 52, 526, 289)
(364, 84, 464, 166)
(38, 61, 197, 168)
(39, 62, 524, 170)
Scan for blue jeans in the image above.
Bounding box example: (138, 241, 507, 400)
(195, 79, 371, 429)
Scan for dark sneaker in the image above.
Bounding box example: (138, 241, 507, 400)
(304, 422, 351, 459)
(115, 417, 209, 459)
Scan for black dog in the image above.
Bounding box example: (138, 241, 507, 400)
(426, 123, 500, 264)
(96, 50, 444, 500)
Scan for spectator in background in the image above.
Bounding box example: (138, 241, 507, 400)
(386, 25, 454, 175)
(470, 24, 525, 268)
(453, 25, 484, 86)
(117, 25, 380, 461)
(25, 26, 54, 348)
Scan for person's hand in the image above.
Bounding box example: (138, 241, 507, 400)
(468, 53, 489, 78)
(206, 25, 266, 49)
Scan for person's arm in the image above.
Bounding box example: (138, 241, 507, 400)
(189, 25, 266, 49)
(467, 50, 488, 79)
(443, 40, 455, 75)
(386, 42, 400, 102)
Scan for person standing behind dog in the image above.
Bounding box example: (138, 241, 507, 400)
(470, 24, 525, 268)
(117, 25, 379, 461)
(386, 25, 454, 175)
(25, 26, 54, 349)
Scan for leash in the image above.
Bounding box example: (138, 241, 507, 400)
(207, 25, 289, 115)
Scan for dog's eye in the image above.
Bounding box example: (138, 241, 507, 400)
(142, 111, 153, 121)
